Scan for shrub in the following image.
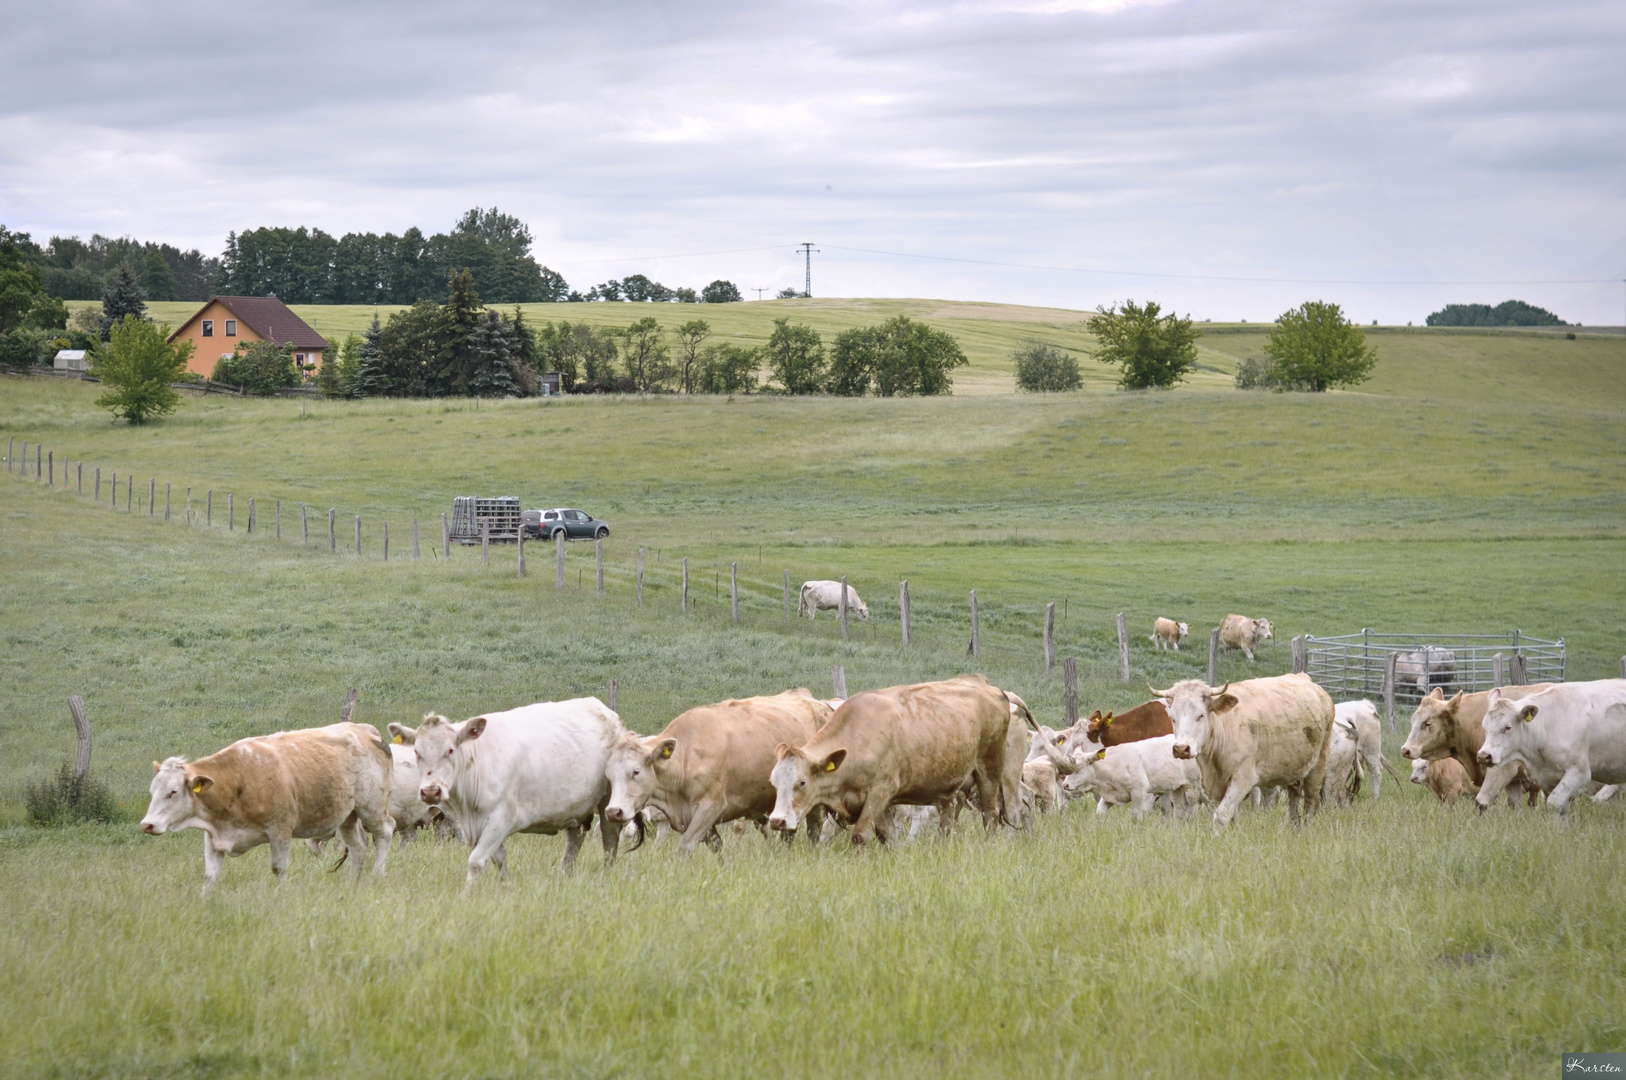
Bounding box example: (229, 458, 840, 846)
(91, 315, 191, 422)
(1013, 340, 1082, 392)
(212, 339, 298, 394)
(701, 280, 743, 304)
(0, 326, 51, 369)
(697, 343, 760, 394)
(1426, 300, 1565, 327)
(25, 761, 123, 826)
(1233, 355, 1285, 391)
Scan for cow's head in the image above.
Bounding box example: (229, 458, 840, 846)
(141, 756, 205, 835)
(412, 713, 482, 805)
(1084, 710, 1114, 744)
(604, 733, 674, 824)
(1255, 619, 1274, 642)
(1151, 680, 1236, 760)
(1176, 621, 1190, 639)
(854, 598, 870, 621)
(769, 743, 846, 832)
(1477, 688, 1538, 768)
(1059, 746, 1107, 795)
(1409, 758, 1430, 785)
(1400, 688, 1461, 760)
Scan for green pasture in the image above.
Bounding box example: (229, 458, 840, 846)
(4, 307, 1626, 1077)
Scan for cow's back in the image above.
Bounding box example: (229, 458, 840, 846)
(202, 727, 375, 837)
(820, 675, 1008, 801)
(459, 699, 625, 828)
(1216, 674, 1333, 790)
(668, 692, 831, 802)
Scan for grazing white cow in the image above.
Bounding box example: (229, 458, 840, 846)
(141, 722, 395, 894)
(393, 698, 625, 883)
(1154, 673, 1333, 829)
(1151, 618, 1190, 651)
(797, 580, 869, 621)
(1324, 700, 1385, 804)
(1475, 680, 1626, 816)
(1061, 735, 1202, 820)
(1218, 615, 1274, 662)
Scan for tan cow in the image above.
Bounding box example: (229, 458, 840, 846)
(1151, 618, 1190, 651)
(1398, 687, 1547, 806)
(769, 674, 1023, 845)
(1410, 756, 1475, 805)
(603, 689, 834, 853)
(141, 722, 395, 894)
(1218, 614, 1274, 663)
(1152, 673, 1333, 828)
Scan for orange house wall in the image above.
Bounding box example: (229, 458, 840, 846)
(171, 301, 261, 378)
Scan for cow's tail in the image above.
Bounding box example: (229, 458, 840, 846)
(1005, 692, 1039, 732)
(623, 810, 647, 854)
(327, 845, 350, 873)
(1379, 754, 1405, 785)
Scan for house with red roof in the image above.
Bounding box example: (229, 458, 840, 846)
(167, 295, 330, 380)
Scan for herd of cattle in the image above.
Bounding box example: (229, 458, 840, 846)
(139, 652, 1626, 892)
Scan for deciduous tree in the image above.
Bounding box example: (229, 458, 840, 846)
(765, 318, 824, 393)
(1264, 300, 1377, 391)
(91, 317, 191, 422)
(675, 319, 711, 393)
(1087, 300, 1198, 389)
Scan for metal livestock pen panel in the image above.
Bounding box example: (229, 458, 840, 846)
(449, 495, 522, 544)
(1304, 629, 1565, 706)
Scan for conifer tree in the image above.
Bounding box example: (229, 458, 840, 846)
(99, 263, 147, 339)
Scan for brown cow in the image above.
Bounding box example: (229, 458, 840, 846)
(769, 674, 1021, 845)
(1399, 687, 1547, 807)
(603, 689, 834, 853)
(141, 722, 395, 894)
(1088, 701, 1174, 747)
(1410, 756, 1475, 805)
(1153, 673, 1333, 828)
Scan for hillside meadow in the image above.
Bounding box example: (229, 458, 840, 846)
(4, 304, 1625, 1077)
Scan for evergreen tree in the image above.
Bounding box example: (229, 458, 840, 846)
(355, 314, 387, 397)
(141, 248, 177, 301)
(99, 263, 147, 339)
(435, 270, 485, 394)
(467, 310, 519, 397)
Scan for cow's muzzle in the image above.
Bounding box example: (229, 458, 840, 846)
(1171, 744, 1192, 760)
(1401, 746, 1416, 759)
(140, 821, 161, 835)
(1476, 751, 1494, 767)
(419, 785, 444, 804)
(605, 806, 627, 823)
(769, 815, 790, 831)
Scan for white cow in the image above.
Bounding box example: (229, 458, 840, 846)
(393, 697, 626, 883)
(1060, 735, 1202, 820)
(797, 580, 869, 621)
(1151, 618, 1190, 651)
(1218, 615, 1274, 663)
(1324, 700, 1385, 804)
(1475, 680, 1626, 816)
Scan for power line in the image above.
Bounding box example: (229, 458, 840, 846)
(568, 244, 783, 267)
(820, 243, 1620, 287)
(798, 242, 819, 297)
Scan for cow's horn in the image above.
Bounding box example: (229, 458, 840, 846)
(1205, 682, 1231, 699)
(1147, 682, 1174, 698)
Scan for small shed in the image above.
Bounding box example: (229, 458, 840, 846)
(540, 372, 562, 396)
(53, 349, 89, 372)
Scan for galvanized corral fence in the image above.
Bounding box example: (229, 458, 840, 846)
(1304, 630, 1565, 728)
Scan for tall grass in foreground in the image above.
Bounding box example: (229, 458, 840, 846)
(2, 795, 1622, 1079)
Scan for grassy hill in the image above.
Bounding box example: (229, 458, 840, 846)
(7, 300, 1626, 1078)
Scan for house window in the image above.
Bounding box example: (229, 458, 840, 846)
(202, 320, 214, 337)
(225, 320, 236, 337)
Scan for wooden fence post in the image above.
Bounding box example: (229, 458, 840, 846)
(1291, 635, 1307, 674)
(328, 508, 336, 553)
(731, 563, 739, 622)
(248, 497, 255, 533)
(597, 540, 605, 594)
(516, 527, 524, 576)
(557, 533, 567, 588)
(48, 451, 53, 486)
(383, 522, 390, 562)
(36, 443, 41, 477)
(354, 515, 362, 557)
(275, 499, 280, 540)
(5, 436, 10, 472)
(900, 580, 911, 649)
(94, 467, 100, 501)
(783, 571, 790, 627)
(1208, 628, 1221, 686)
(1383, 651, 1398, 731)
(840, 575, 849, 640)
(186, 486, 191, 524)
(681, 557, 689, 610)
(68, 695, 92, 781)
(441, 513, 449, 559)
(1064, 657, 1078, 726)
(340, 688, 359, 723)
(166, 483, 172, 522)
(638, 549, 645, 605)
(127, 474, 132, 512)
(1044, 602, 1056, 671)
(607, 679, 619, 713)
(832, 665, 847, 699)
(413, 518, 420, 559)
(228, 493, 234, 529)
(482, 525, 490, 567)
(149, 477, 155, 517)
(206, 488, 212, 526)
(1510, 653, 1527, 686)
(1117, 612, 1130, 682)
(77, 461, 82, 493)
(1492, 652, 1504, 688)
(969, 590, 980, 659)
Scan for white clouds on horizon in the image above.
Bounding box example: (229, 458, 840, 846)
(1, 0, 1622, 323)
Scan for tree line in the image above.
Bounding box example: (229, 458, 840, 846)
(1425, 300, 1565, 327)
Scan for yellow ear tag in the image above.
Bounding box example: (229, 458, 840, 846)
(1055, 735, 1065, 745)
(392, 734, 402, 744)
(1095, 750, 1107, 761)
(660, 745, 673, 759)
(190, 779, 205, 793)
(825, 760, 838, 772)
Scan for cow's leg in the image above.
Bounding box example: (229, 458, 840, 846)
(1285, 784, 1304, 825)
(678, 800, 728, 855)
(337, 813, 369, 879)
(1130, 788, 1157, 821)
(561, 825, 586, 872)
(850, 785, 899, 846)
(268, 830, 294, 881)
(202, 835, 226, 896)
(598, 808, 622, 867)
(803, 806, 826, 847)
(1213, 768, 1260, 829)
(1475, 761, 1522, 813)
(971, 764, 1004, 832)
(464, 820, 515, 884)
(1546, 766, 1593, 818)
(351, 803, 392, 877)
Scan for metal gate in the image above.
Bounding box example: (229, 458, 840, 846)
(1304, 629, 1565, 711)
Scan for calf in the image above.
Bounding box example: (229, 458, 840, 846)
(1151, 618, 1190, 651)
(1218, 614, 1274, 663)
(1400, 686, 1548, 807)
(1323, 700, 1385, 805)
(1411, 757, 1474, 805)
(1061, 735, 1202, 820)
(141, 722, 395, 894)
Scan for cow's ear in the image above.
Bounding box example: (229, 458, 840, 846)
(456, 717, 487, 745)
(189, 774, 213, 795)
(1423, 687, 1443, 703)
(1517, 705, 1539, 723)
(655, 738, 678, 762)
(1102, 713, 1115, 727)
(821, 749, 847, 773)
(388, 723, 414, 746)
(1094, 749, 1107, 762)
(1209, 693, 1240, 714)
(152, 760, 161, 774)
(1486, 688, 1503, 706)
(1054, 733, 1066, 746)
(774, 742, 790, 760)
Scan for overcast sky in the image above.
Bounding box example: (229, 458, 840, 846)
(2, 0, 1623, 323)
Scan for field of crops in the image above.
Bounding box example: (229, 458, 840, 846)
(3, 308, 1624, 1077)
